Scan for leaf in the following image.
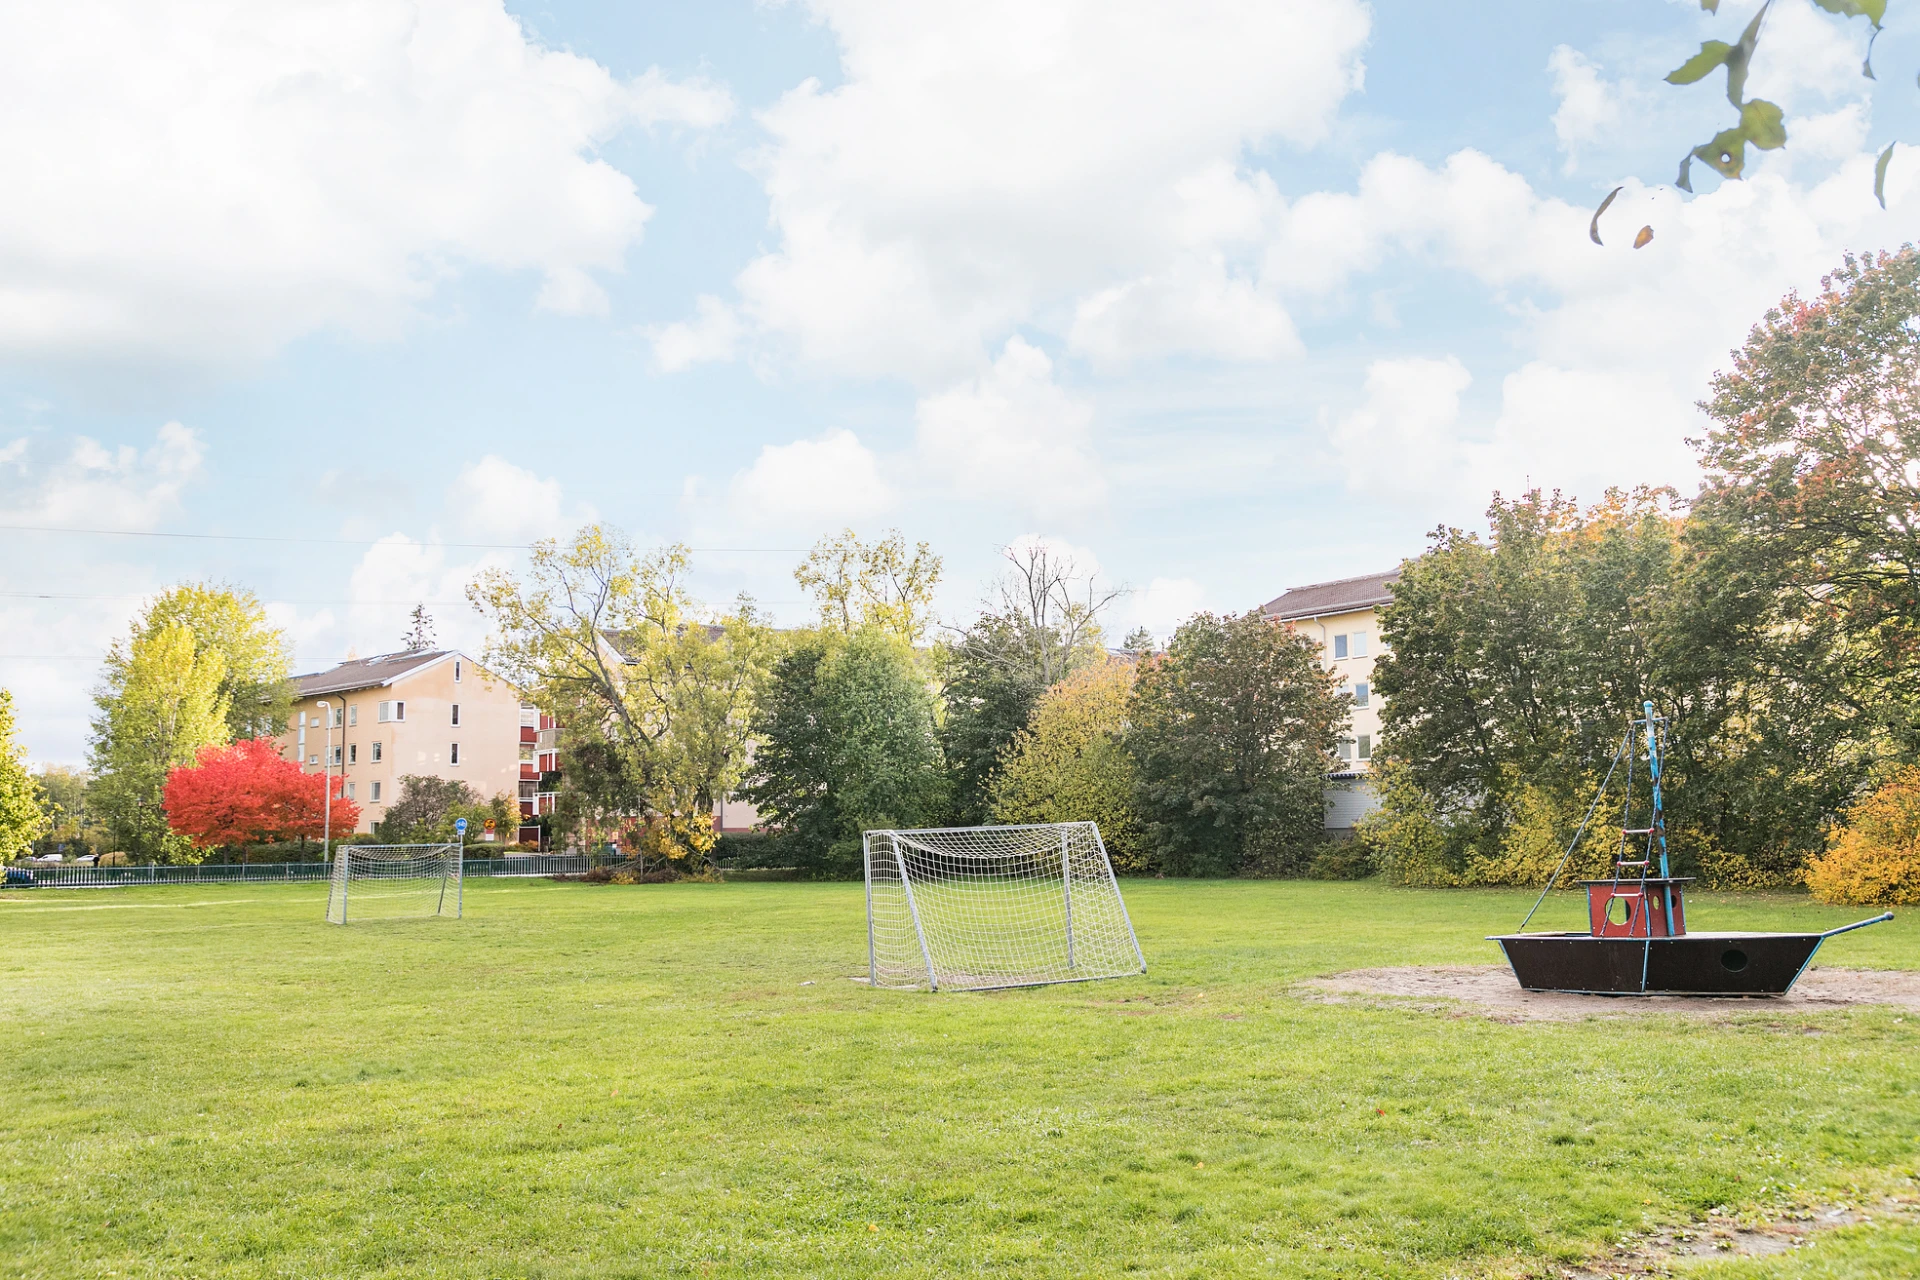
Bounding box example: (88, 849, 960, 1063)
(1740, 99, 1787, 151)
(1589, 186, 1622, 245)
(1700, 0, 1720, 10)
(1812, 0, 1884, 24)
(1676, 153, 1695, 193)
(1875, 141, 1895, 210)
(1667, 40, 1733, 85)
(1692, 127, 1748, 180)
(1862, 27, 1880, 79)
(1725, 3, 1769, 106)
(1633, 226, 1655, 250)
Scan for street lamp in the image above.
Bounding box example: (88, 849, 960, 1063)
(317, 700, 333, 869)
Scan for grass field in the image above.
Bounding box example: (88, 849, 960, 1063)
(1, 879, 1916, 1279)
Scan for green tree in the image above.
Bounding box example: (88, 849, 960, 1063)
(127, 582, 294, 740)
(88, 624, 230, 863)
(942, 543, 1120, 824)
(794, 528, 944, 644)
(374, 775, 483, 843)
(1128, 611, 1346, 877)
(743, 628, 946, 878)
(470, 524, 769, 865)
(0, 690, 50, 861)
(31, 764, 92, 858)
(988, 660, 1147, 870)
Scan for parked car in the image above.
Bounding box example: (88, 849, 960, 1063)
(3, 866, 33, 887)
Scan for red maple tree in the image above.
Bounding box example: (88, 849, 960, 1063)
(164, 738, 360, 851)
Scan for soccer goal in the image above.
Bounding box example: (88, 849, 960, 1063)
(325, 843, 463, 925)
(864, 822, 1146, 991)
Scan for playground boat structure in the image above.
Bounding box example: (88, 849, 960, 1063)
(1489, 701, 1892, 996)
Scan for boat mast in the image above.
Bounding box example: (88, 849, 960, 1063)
(1642, 699, 1676, 932)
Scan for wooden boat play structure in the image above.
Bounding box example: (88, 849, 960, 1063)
(1490, 702, 1892, 996)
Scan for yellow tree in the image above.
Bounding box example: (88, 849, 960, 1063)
(469, 524, 769, 865)
(988, 660, 1147, 871)
(89, 623, 230, 863)
(0, 689, 50, 861)
(115, 582, 294, 740)
(794, 528, 943, 644)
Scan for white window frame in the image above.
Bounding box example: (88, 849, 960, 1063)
(1354, 681, 1370, 710)
(1357, 733, 1372, 759)
(347, 704, 357, 727)
(454, 659, 462, 683)
(347, 743, 357, 765)
(370, 781, 382, 803)
(1332, 633, 1349, 660)
(449, 742, 460, 766)
(308, 753, 319, 766)
(344, 782, 356, 800)
(1352, 633, 1368, 658)
(377, 700, 406, 723)
(371, 741, 383, 763)
(451, 703, 460, 727)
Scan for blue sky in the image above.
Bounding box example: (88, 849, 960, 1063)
(2, 0, 1917, 764)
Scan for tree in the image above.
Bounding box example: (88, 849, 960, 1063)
(794, 528, 943, 644)
(743, 629, 947, 878)
(941, 543, 1120, 824)
(1128, 611, 1346, 876)
(163, 738, 358, 856)
(988, 660, 1147, 870)
(89, 624, 231, 863)
(1806, 766, 1920, 906)
(32, 765, 91, 858)
(126, 583, 294, 740)
(469, 524, 768, 865)
(402, 604, 437, 653)
(0, 690, 50, 861)
(373, 775, 482, 843)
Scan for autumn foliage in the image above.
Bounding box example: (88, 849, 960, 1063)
(164, 738, 360, 851)
(1806, 768, 1920, 907)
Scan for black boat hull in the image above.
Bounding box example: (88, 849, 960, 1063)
(1490, 931, 1825, 995)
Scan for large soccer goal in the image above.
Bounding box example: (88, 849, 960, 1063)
(864, 822, 1146, 991)
(325, 843, 463, 925)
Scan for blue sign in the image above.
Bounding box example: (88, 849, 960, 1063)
(454, 818, 468, 836)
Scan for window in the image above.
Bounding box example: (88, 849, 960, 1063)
(1332, 633, 1349, 659)
(1353, 681, 1370, 709)
(449, 742, 460, 765)
(519, 744, 535, 764)
(371, 741, 383, 763)
(377, 700, 405, 723)
(348, 744, 357, 765)
(451, 703, 460, 727)
(297, 721, 306, 747)
(1358, 734, 1372, 759)
(1337, 739, 1353, 761)
(328, 706, 343, 729)
(1352, 632, 1368, 658)
(308, 753, 319, 766)
(370, 781, 382, 803)
(344, 782, 356, 800)
(454, 659, 462, 683)
(329, 746, 342, 766)
(347, 704, 357, 727)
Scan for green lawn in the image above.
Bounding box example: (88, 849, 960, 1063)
(1, 879, 1915, 1279)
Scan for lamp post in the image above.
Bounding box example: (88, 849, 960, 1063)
(317, 700, 333, 869)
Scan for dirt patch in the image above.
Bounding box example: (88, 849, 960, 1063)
(1553, 1195, 1918, 1278)
(1303, 965, 1920, 1023)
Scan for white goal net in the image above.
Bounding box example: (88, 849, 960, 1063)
(326, 843, 463, 925)
(864, 822, 1146, 991)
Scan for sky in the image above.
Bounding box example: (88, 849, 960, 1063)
(2, 0, 1917, 766)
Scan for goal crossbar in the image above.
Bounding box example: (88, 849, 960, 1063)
(864, 821, 1146, 992)
(326, 842, 463, 925)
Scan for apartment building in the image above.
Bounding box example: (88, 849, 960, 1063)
(277, 649, 554, 844)
(1259, 570, 1400, 832)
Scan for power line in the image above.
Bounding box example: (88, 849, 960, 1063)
(0, 524, 809, 554)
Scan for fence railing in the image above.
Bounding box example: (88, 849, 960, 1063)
(14, 854, 604, 889)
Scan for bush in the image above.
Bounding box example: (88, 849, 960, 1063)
(1357, 758, 1470, 886)
(1806, 768, 1920, 906)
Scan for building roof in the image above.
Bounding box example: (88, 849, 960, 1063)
(1259, 570, 1401, 622)
(290, 649, 455, 698)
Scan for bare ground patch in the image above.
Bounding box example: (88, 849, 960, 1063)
(1546, 1193, 1920, 1278)
(1303, 965, 1920, 1023)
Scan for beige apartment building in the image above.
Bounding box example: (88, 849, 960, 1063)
(1260, 570, 1399, 832)
(277, 649, 555, 843)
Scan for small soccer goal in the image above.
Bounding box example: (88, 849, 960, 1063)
(325, 843, 463, 925)
(864, 822, 1146, 992)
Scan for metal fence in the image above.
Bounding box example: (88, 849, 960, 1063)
(13, 854, 603, 889)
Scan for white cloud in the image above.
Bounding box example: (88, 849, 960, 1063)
(915, 338, 1103, 514)
(0, 0, 733, 373)
(0, 421, 204, 529)
(721, 429, 893, 533)
(1118, 577, 1210, 644)
(667, 0, 1368, 380)
(444, 455, 594, 546)
(1331, 357, 1473, 498)
(647, 295, 744, 372)
(1547, 45, 1625, 171)
(536, 267, 613, 318)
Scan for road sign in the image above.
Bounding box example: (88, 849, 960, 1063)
(454, 817, 468, 836)
(484, 818, 496, 833)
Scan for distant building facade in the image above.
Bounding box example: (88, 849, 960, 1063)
(276, 650, 553, 845)
(1260, 570, 1400, 833)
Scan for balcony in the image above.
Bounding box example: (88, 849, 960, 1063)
(520, 725, 538, 745)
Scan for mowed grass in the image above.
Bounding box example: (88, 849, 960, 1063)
(1, 880, 1916, 1279)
